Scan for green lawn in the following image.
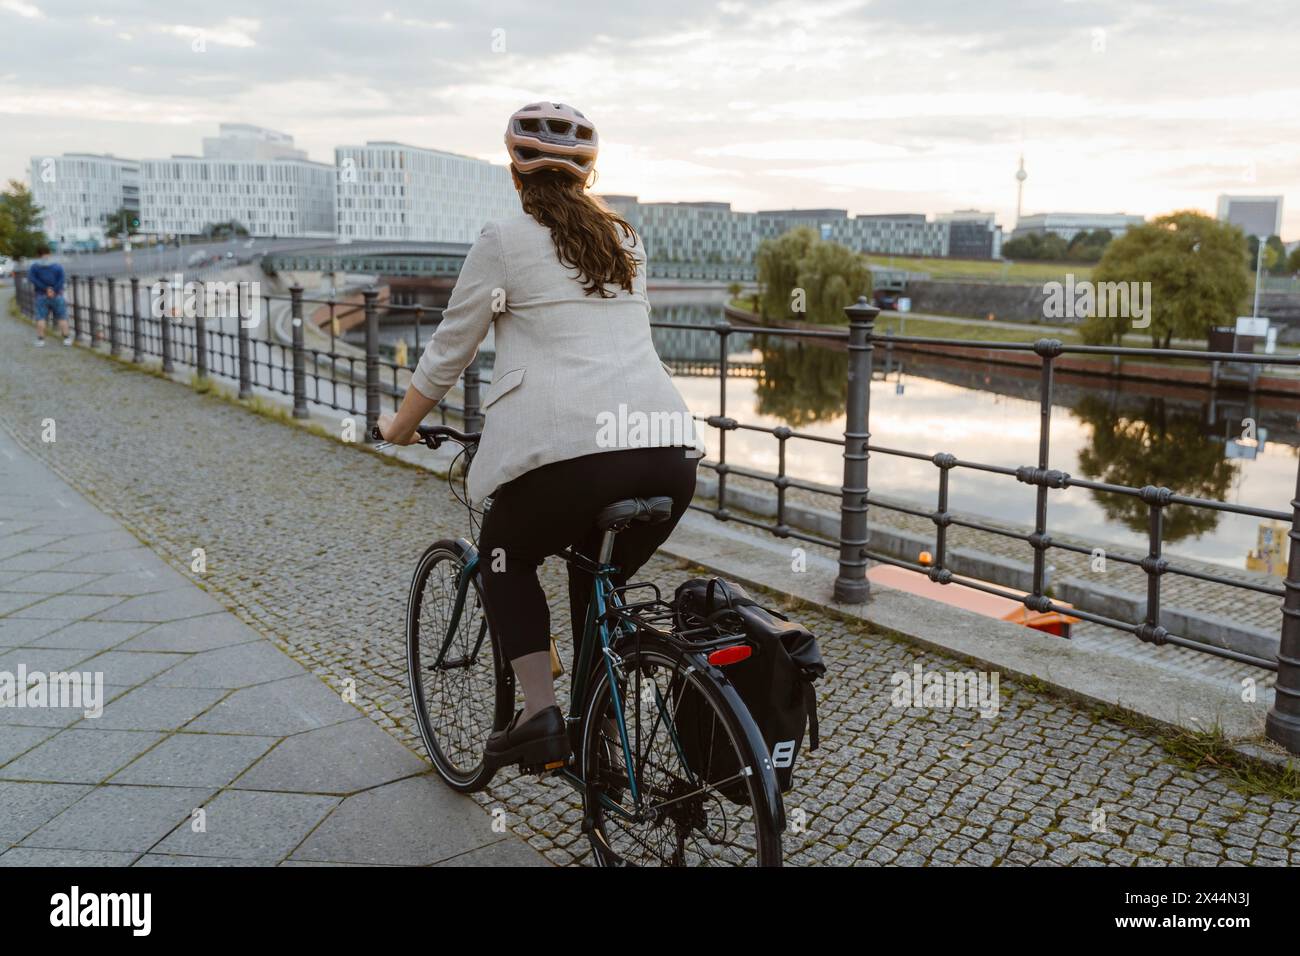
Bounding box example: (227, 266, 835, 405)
(726, 299, 1300, 358)
(865, 255, 1094, 284)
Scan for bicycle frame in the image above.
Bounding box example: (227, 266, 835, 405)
(443, 539, 650, 820)
(564, 552, 648, 812)
(445, 540, 781, 832)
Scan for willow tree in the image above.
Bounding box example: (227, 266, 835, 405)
(755, 226, 871, 324)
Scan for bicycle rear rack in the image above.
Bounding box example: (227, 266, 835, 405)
(602, 582, 759, 657)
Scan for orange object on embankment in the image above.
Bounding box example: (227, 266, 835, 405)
(866, 565, 1080, 638)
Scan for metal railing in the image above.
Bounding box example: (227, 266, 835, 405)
(13, 272, 480, 437)
(12, 272, 1300, 754)
(650, 299, 1300, 755)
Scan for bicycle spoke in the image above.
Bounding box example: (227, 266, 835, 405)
(585, 646, 771, 867)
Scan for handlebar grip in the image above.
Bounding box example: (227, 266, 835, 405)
(370, 424, 480, 448)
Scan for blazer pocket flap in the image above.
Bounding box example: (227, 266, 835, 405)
(482, 366, 525, 409)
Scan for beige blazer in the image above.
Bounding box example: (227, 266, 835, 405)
(410, 214, 706, 505)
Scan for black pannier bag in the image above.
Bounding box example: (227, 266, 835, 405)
(670, 578, 826, 804)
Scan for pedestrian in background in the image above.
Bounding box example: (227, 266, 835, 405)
(28, 244, 72, 348)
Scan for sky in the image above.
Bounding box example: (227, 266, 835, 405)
(1, 0, 1297, 238)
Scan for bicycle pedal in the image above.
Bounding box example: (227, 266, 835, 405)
(519, 758, 568, 775)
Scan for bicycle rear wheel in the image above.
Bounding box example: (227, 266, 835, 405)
(580, 637, 782, 866)
(407, 539, 510, 793)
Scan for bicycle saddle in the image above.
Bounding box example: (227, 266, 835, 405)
(595, 496, 674, 532)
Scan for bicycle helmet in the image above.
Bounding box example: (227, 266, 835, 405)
(504, 102, 598, 181)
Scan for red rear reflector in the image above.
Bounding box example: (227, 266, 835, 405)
(708, 645, 751, 666)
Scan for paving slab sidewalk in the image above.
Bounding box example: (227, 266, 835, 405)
(0, 426, 546, 867)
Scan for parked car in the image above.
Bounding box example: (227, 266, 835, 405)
(0, 256, 12, 280)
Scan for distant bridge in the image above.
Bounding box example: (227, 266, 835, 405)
(263, 241, 758, 283)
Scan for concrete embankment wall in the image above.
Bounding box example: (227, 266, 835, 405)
(906, 278, 1300, 337)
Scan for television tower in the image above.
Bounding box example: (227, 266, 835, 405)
(1015, 154, 1028, 225)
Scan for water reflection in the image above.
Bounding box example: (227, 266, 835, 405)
(754, 339, 848, 426)
(1072, 394, 1238, 543)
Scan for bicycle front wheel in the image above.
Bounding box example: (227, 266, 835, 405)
(581, 638, 782, 867)
(407, 538, 510, 793)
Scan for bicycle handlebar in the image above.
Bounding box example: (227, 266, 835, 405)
(370, 424, 482, 449)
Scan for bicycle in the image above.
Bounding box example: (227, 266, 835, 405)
(375, 423, 786, 866)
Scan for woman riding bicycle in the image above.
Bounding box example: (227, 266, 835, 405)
(378, 102, 704, 772)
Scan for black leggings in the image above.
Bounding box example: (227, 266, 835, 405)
(477, 447, 699, 662)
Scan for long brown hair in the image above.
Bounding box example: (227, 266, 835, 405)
(515, 167, 639, 297)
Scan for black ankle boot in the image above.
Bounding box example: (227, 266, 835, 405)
(484, 705, 570, 771)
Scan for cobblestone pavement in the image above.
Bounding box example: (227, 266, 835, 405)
(2, 302, 1297, 866)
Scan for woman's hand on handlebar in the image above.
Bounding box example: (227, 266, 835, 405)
(377, 412, 421, 445)
(381, 383, 441, 445)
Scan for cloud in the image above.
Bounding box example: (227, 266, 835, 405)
(154, 17, 260, 49)
(0, 0, 1296, 236)
(1, 0, 42, 18)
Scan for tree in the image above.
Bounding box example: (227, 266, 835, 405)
(1066, 228, 1113, 262)
(1245, 234, 1289, 275)
(795, 239, 873, 324)
(755, 227, 871, 324)
(1265, 235, 1288, 276)
(103, 206, 140, 237)
(0, 180, 47, 259)
(1288, 247, 1300, 275)
(1084, 210, 1250, 349)
(1002, 231, 1070, 261)
(756, 227, 816, 319)
(200, 220, 249, 239)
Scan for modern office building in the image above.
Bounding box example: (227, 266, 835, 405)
(1012, 212, 1144, 242)
(1217, 194, 1284, 238)
(334, 142, 520, 243)
(603, 198, 759, 263)
(603, 197, 956, 262)
(828, 214, 950, 258)
(201, 123, 306, 162)
(935, 210, 1004, 259)
(138, 125, 336, 238)
(29, 153, 140, 249)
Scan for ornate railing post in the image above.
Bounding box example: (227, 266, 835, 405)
(70, 274, 83, 340)
(194, 292, 208, 379)
(237, 283, 252, 399)
(716, 319, 733, 517)
(462, 356, 484, 434)
(290, 284, 308, 418)
(130, 276, 143, 363)
(89, 277, 101, 345)
(159, 276, 174, 373)
(363, 287, 380, 441)
(1266, 460, 1300, 754)
(1028, 338, 1063, 600)
(834, 296, 880, 603)
(106, 276, 119, 357)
